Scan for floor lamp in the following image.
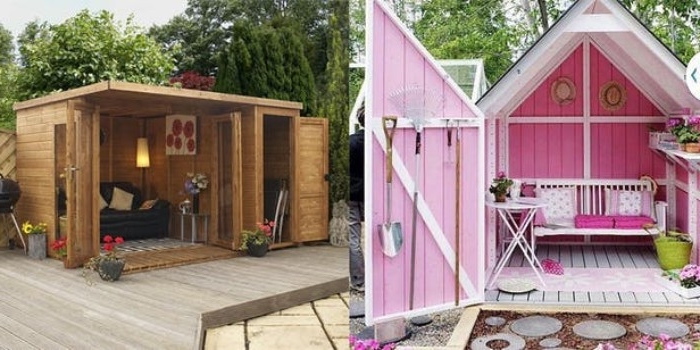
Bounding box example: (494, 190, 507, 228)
(136, 137, 150, 193)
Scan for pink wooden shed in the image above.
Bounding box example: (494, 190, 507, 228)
(365, 0, 700, 324)
(477, 0, 700, 267)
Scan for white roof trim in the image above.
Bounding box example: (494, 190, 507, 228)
(566, 14, 629, 32)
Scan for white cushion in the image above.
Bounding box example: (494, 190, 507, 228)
(605, 189, 653, 218)
(109, 187, 134, 211)
(99, 194, 109, 211)
(535, 187, 577, 222)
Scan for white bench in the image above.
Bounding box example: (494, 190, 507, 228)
(531, 178, 667, 250)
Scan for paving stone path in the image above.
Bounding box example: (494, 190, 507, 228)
(573, 320, 627, 340)
(636, 317, 690, 339)
(510, 315, 563, 337)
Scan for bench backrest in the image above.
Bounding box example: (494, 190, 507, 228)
(534, 178, 654, 216)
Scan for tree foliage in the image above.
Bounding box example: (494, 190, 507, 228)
(17, 10, 175, 99)
(214, 21, 317, 116)
(0, 64, 18, 130)
(0, 24, 13, 66)
(414, 0, 514, 83)
(320, 2, 350, 203)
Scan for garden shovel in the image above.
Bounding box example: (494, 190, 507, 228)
(378, 116, 403, 258)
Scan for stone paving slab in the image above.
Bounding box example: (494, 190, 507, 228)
(279, 304, 316, 315)
(314, 296, 347, 308)
(573, 320, 626, 340)
(247, 314, 321, 326)
(248, 325, 331, 349)
(204, 324, 245, 350)
(510, 315, 562, 337)
(316, 305, 349, 325)
(636, 317, 690, 339)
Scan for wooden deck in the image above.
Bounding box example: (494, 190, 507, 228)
(487, 245, 700, 306)
(0, 244, 347, 349)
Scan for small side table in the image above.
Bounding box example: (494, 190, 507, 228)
(179, 212, 209, 244)
(486, 198, 546, 289)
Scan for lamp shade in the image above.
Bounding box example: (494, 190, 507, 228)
(136, 138, 150, 168)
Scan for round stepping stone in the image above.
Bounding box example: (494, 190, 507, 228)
(510, 315, 562, 337)
(636, 317, 689, 339)
(486, 316, 507, 327)
(410, 315, 433, 326)
(470, 333, 526, 350)
(573, 320, 626, 340)
(539, 337, 562, 348)
(694, 323, 700, 332)
(349, 300, 364, 318)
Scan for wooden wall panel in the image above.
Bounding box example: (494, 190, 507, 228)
(590, 123, 666, 179)
(508, 123, 584, 178)
(241, 107, 261, 233)
(263, 116, 291, 181)
(145, 117, 167, 200)
(109, 118, 141, 187)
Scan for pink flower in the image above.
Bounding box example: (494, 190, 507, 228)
(114, 236, 124, 244)
(103, 243, 114, 252)
(497, 171, 506, 178)
(103, 235, 113, 243)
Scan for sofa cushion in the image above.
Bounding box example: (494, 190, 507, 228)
(99, 194, 109, 211)
(100, 182, 143, 210)
(575, 215, 615, 229)
(613, 215, 655, 229)
(139, 198, 158, 210)
(535, 187, 577, 224)
(109, 187, 134, 211)
(605, 189, 653, 217)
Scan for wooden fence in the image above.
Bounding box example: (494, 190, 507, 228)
(0, 129, 17, 248)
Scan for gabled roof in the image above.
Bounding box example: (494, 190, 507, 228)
(477, 0, 700, 117)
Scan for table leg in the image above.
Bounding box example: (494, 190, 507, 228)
(204, 216, 208, 245)
(191, 216, 196, 243)
(180, 215, 184, 241)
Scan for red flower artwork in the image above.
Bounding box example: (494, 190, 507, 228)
(184, 121, 195, 138)
(172, 119, 183, 136)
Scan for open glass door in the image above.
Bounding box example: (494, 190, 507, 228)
(65, 101, 100, 268)
(211, 112, 242, 249)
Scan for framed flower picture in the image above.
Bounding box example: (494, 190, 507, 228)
(166, 115, 197, 155)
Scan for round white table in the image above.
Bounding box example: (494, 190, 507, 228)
(486, 198, 547, 289)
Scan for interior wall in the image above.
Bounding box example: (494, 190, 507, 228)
(263, 115, 291, 241)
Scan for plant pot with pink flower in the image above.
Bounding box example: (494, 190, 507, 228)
(82, 235, 126, 283)
(241, 219, 275, 257)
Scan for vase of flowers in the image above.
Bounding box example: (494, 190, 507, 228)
(489, 171, 513, 202)
(23, 221, 48, 260)
(184, 172, 208, 214)
(241, 219, 275, 257)
(82, 235, 125, 283)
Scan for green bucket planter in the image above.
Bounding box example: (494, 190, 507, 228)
(655, 237, 692, 270)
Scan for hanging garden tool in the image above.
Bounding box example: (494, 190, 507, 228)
(445, 119, 454, 164)
(378, 116, 403, 258)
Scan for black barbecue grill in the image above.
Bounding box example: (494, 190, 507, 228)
(0, 174, 21, 213)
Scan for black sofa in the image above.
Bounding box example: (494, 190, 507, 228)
(99, 182, 170, 240)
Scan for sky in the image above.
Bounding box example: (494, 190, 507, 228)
(0, 0, 188, 40)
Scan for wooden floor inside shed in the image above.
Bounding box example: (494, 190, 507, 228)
(0, 244, 347, 349)
(486, 245, 698, 306)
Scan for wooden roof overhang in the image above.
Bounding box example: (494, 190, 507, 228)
(14, 81, 303, 118)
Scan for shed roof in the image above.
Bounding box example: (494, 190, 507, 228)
(477, 0, 700, 117)
(14, 81, 303, 117)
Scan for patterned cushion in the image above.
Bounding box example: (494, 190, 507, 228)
(535, 187, 577, 224)
(605, 189, 653, 217)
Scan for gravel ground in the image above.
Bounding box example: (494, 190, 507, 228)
(349, 290, 464, 347)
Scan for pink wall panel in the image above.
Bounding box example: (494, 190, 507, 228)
(676, 164, 688, 184)
(370, 1, 482, 321)
(511, 45, 583, 117)
(676, 189, 689, 233)
(508, 124, 584, 178)
(590, 124, 666, 179)
(589, 44, 663, 117)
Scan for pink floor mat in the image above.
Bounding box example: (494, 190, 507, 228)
(492, 267, 666, 293)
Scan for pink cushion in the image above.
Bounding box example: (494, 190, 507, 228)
(613, 215, 654, 229)
(574, 215, 615, 229)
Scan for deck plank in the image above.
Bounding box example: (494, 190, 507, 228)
(605, 246, 623, 267)
(559, 291, 574, 303)
(617, 247, 636, 268)
(634, 292, 652, 304)
(648, 292, 667, 303)
(593, 246, 610, 268)
(571, 246, 585, 267)
(581, 246, 597, 268)
(589, 292, 605, 303)
(574, 291, 589, 303)
(604, 292, 621, 303)
(0, 245, 346, 349)
(619, 292, 636, 303)
(628, 246, 650, 268)
(559, 245, 572, 267)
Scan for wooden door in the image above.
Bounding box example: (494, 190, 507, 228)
(65, 100, 100, 268)
(293, 117, 329, 242)
(210, 113, 243, 249)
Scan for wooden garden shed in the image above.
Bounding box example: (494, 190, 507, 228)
(14, 81, 328, 268)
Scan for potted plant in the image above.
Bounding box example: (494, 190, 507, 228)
(668, 116, 700, 152)
(22, 221, 47, 260)
(82, 235, 126, 283)
(657, 264, 700, 299)
(489, 171, 513, 202)
(241, 219, 275, 257)
(50, 236, 67, 261)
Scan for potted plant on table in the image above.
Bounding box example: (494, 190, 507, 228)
(241, 219, 275, 257)
(22, 221, 47, 260)
(82, 235, 126, 283)
(184, 172, 208, 214)
(489, 171, 513, 202)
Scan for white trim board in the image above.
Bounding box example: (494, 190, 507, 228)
(506, 116, 667, 124)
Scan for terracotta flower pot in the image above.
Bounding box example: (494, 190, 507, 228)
(495, 193, 507, 203)
(685, 142, 700, 153)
